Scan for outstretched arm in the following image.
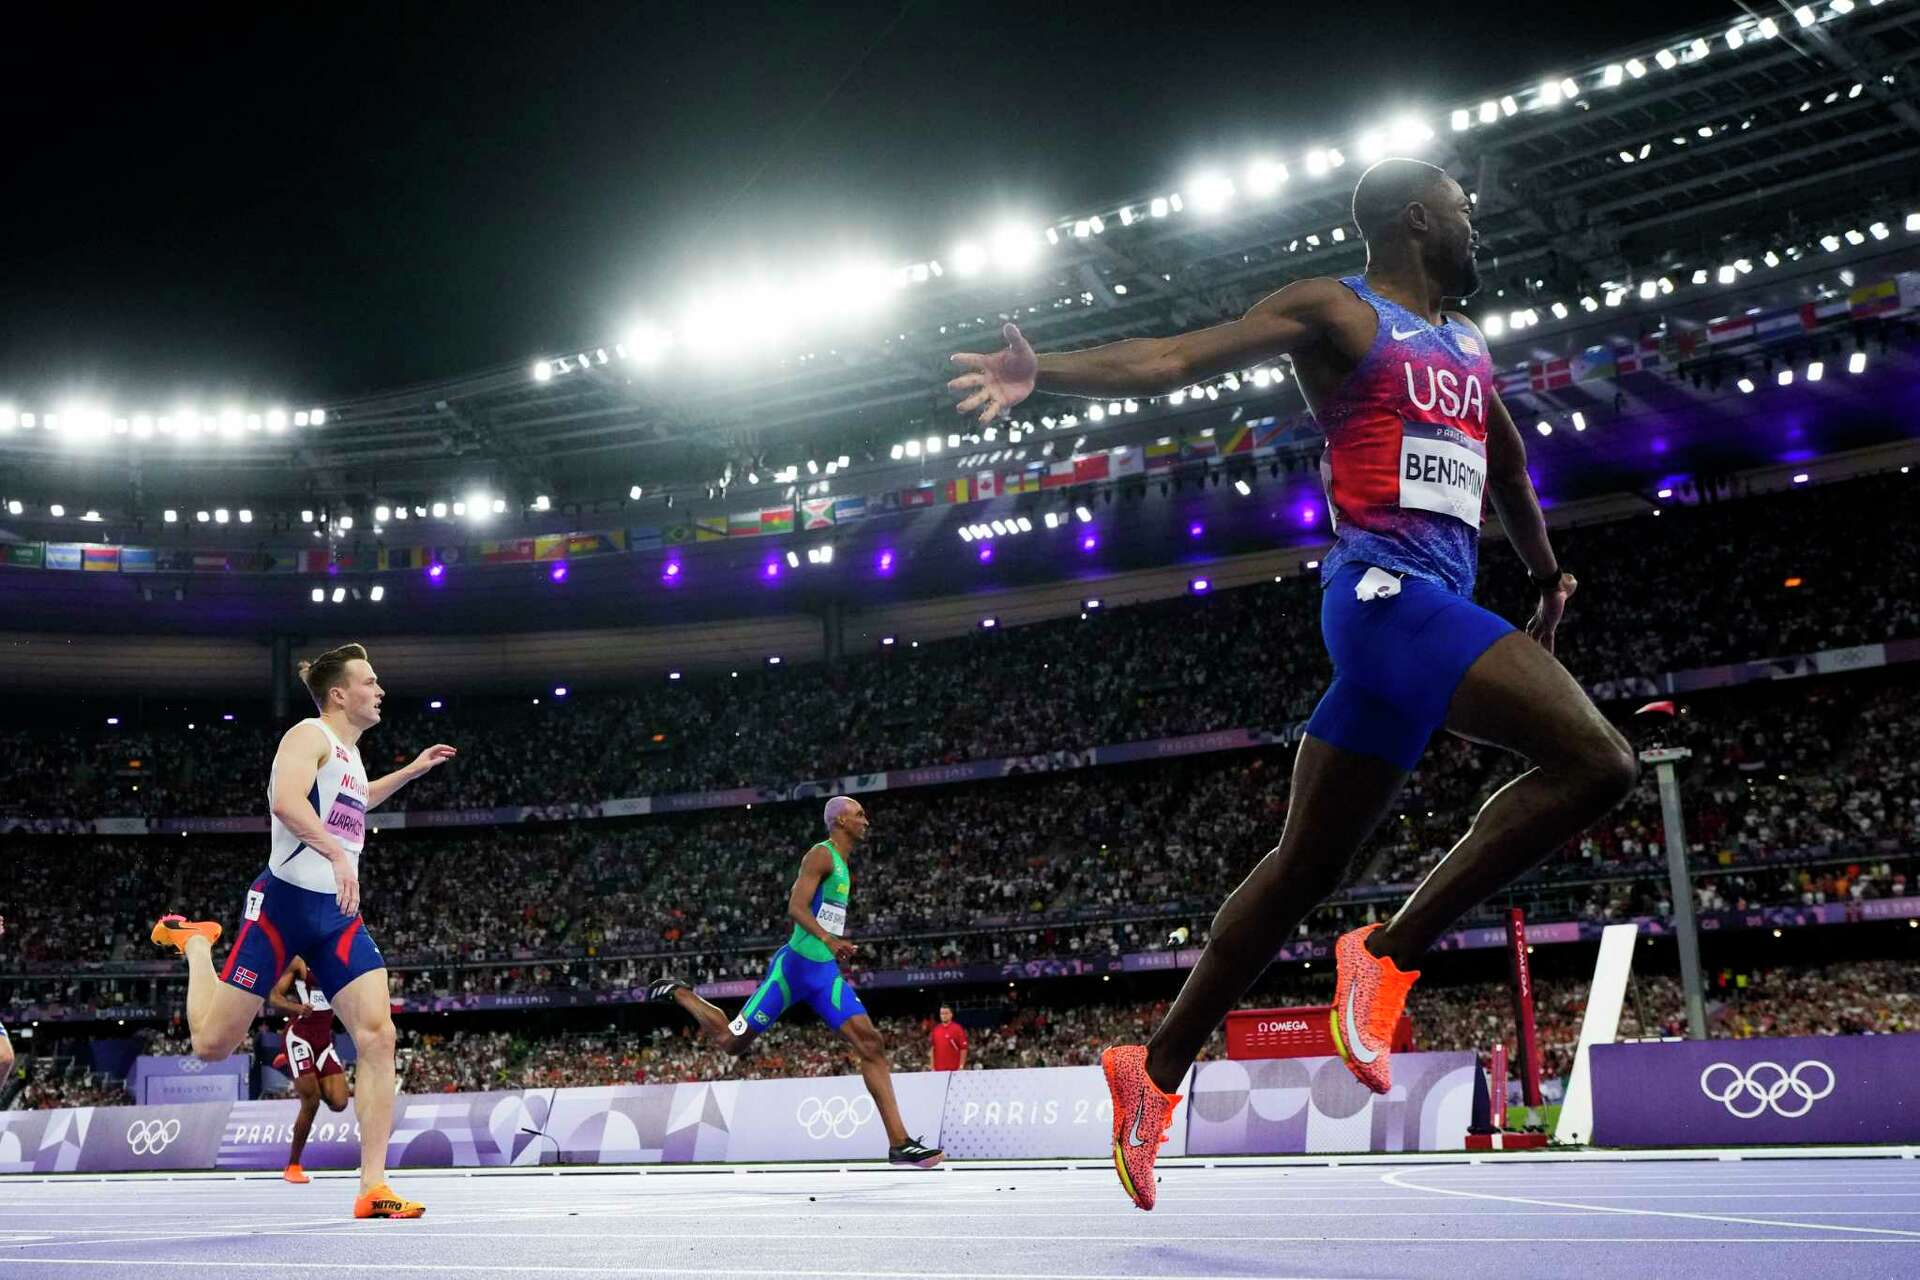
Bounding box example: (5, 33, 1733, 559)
(1482, 386, 1575, 651)
(367, 744, 457, 810)
(949, 277, 1346, 421)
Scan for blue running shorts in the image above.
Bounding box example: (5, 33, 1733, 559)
(1303, 561, 1515, 772)
(727, 945, 868, 1037)
(219, 872, 386, 1001)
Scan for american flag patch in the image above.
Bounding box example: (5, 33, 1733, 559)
(234, 966, 259, 990)
(1456, 333, 1481, 356)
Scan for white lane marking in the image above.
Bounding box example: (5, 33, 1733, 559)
(1380, 1168, 1920, 1239)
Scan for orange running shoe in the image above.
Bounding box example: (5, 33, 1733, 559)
(1330, 923, 1420, 1094)
(1101, 1044, 1181, 1211)
(150, 914, 221, 955)
(283, 1164, 310, 1184)
(353, 1183, 425, 1219)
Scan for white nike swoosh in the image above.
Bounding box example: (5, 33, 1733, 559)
(1126, 1089, 1152, 1147)
(1344, 984, 1381, 1064)
(1390, 325, 1423, 340)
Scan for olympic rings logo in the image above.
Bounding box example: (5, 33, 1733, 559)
(126, 1118, 183, 1155)
(795, 1094, 874, 1141)
(180, 1058, 206, 1073)
(1699, 1060, 1835, 1119)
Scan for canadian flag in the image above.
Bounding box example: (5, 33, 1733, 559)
(975, 472, 998, 500)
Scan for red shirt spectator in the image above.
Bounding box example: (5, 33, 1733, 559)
(930, 1006, 968, 1071)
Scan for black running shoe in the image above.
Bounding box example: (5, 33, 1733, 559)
(648, 976, 692, 1002)
(888, 1137, 943, 1168)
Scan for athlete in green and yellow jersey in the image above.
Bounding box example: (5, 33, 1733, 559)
(650, 796, 942, 1167)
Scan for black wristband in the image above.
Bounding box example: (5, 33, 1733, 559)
(1530, 567, 1564, 590)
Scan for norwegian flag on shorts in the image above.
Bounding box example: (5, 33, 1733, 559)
(234, 966, 260, 989)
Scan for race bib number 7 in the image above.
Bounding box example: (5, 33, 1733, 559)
(1398, 419, 1487, 527)
(245, 889, 264, 921)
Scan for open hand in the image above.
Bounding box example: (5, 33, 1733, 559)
(947, 323, 1037, 424)
(411, 744, 457, 775)
(1526, 573, 1577, 654)
(333, 862, 361, 917)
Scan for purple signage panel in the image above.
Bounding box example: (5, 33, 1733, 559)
(220, 1098, 363, 1170)
(1590, 1034, 1920, 1146)
(73, 1102, 231, 1172)
(130, 1053, 250, 1106)
(1186, 1052, 1477, 1155)
(940, 1064, 1184, 1159)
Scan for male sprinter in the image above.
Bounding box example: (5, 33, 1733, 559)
(950, 158, 1636, 1208)
(268, 955, 350, 1184)
(150, 643, 456, 1218)
(650, 797, 943, 1167)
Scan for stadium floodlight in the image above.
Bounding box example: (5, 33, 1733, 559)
(491, 497, 506, 514)
(990, 520, 1008, 536)
(1539, 78, 1564, 106)
(1550, 301, 1568, 319)
(1757, 15, 1779, 36)
(1737, 376, 1756, 393)
(1870, 221, 1890, 240)
(1499, 96, 1518, 117)
(1844, 228, 1866, 245)
(991, 224, 1040, 272)
(1726, 26, 1745, 49)
(1246, 157, 1288, 194)
(1478, 100, 1498, 123)
(1820, 234, 1841, 251)
(926, 435, 943, 455)
(1149, 195, 1170, 218)
(1778, 369, 1794, 386)
(904, 439, 922, 458)
(331, 587, 346, 604)
(1355, 129, 1387, 162)
(1074, 506, 1093, 523)
(1689, 37, 1709, 59)
(889, 443, 904, 461)
(532, 360, 553, 382)
(294, 410, 310, 427)
(1450, 108, 1470, 132)
(1795, 4, 1815, 26)
(1087, 404, 1106, 422)
(430, 501, 448, 519)
(370, 585, 385, 602)
(213, 508, 229, 524)
(238, 509, 252, 524)
(1535, 421, 1553, 436)
(785, 551, 800, 568)
(1188, 172, 1235, 212)
(1600, 64, 1623, 87)
(1571, 412, 1587, 431)
(1043, 511, 1060, 529)
(1638, 280, 1657, 300)
(1793, 473, 1810, 485)
(310, 588, 325, 603)
(1807, 360, 1824, 382)
(1580, 294, 1599, 311)
(374, 505, 391, 522)
(310, 408, 326, 427)
(162, 509, 178, 523)
(48, 504, 65, 518)
(951, 241, 987, 276)
(1849, 351, 1868, 374)
(1189, 578, 1211, 594)
(0, 408, 14, 432)
(1014, 517, 1032, 533)
(1832, 0, 1854, 11)
(5, 500, 20, 516)
(1625, 57, 1647, 78)
(1906, 212, 1920, 232)
(1234, 479, 1252, 496)
(338, 514, 354, 530)
(1483, 314, 1506, 337)
(1605, 289, 1626, 307)
(1717, 265, 1737, 284)
(1655, 49, 1678, 69)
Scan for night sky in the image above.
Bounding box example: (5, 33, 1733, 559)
(5, 0, 1739, 405)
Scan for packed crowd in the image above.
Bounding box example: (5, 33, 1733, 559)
(4, 474, 1917, 822)
(3, 670, 1915, 1022)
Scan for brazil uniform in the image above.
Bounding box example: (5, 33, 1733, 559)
(728, 841, 868, 1037)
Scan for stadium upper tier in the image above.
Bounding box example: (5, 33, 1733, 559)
(2, 472, 1917, 816)
(2, 3, 1919, 546)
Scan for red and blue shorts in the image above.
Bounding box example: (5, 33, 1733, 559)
(220, 873, 386, 1002)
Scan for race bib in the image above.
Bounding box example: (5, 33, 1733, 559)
(244, 889, 264, 921)
(323, 791, 366, 845)
(1398, 419, 1486, 526)
(815, 902, 847, 936)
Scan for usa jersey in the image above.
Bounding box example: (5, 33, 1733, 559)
(268, 718, 368, 894)
(1317, 275, 1495, 598)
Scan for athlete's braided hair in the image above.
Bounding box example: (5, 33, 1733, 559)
(297, 642, 368, 712)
